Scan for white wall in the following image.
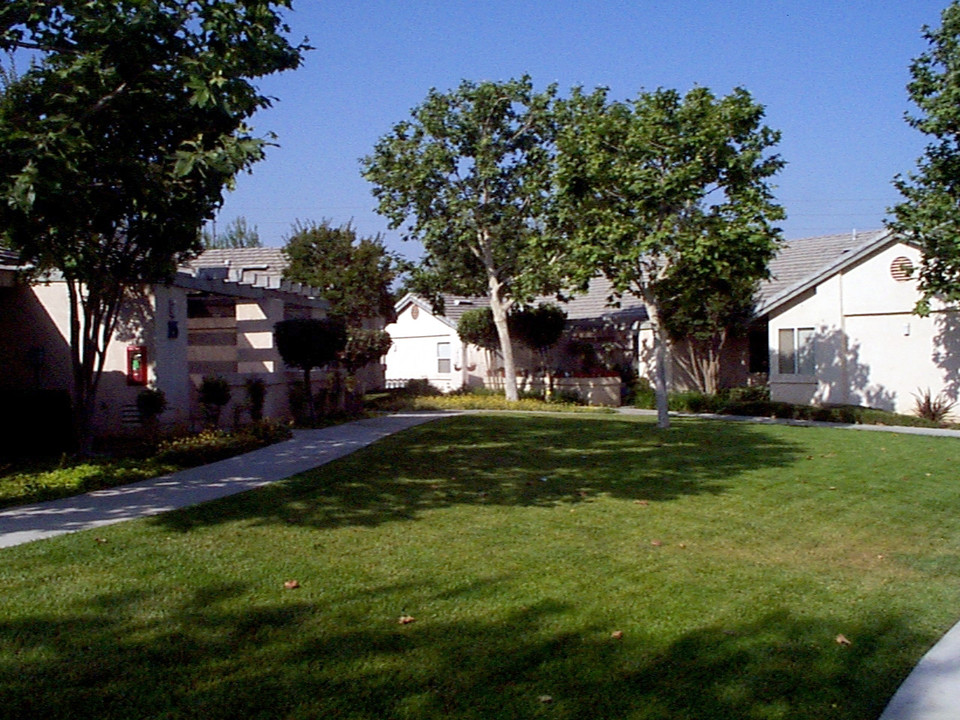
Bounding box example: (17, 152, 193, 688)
(769, 241, 959, 415)
(384, 303, 463, 392)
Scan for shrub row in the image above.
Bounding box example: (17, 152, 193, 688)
(154, 420, 292, 466)
(633, 388, 946, 429)
(365, 384, 611, 414)
(409, 394, 612, 413)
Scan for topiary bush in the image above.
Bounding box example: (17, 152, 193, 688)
(136, 387, 167, 422)
(199, 375, 231, 427)
(404, 378, 443, 397)
(245, 378, 266, 422)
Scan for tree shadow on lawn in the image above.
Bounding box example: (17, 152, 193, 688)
(155, 414, 804, 533)
(0, 577, 930, 720)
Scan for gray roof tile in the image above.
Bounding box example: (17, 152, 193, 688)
(418, 277, 648, 327)
(758, 229, 889, 310)
(185, 248, 287, 282)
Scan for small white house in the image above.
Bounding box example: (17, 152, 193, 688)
(385, 294, 498, 392)
(757, 230, 959, 414)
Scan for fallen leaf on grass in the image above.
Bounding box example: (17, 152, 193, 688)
(650, 540, 662, 547)
(283, 580, 300, 590)
(611, 630, 624, 640)
(538, 695, 553, 704)
(399, 615, 416, 625)
(836, 634, 852, 646)
(634, 500, 649, 506)
(94, 537, 108, 544)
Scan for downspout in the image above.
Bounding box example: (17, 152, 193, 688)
(838, 266, 848, 405)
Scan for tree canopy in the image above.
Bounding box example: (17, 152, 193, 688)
(556, 86, 785, 425)
(0, 1, 306, 450)
(282, 220, 403, 327)
(362, 76, 576, 401)
(888, 1, 960, 315)
(202, 217, 262, 249)
(654, 256, 758, 394)
(340, 328, 393, 375)
(274, 317, 347, 422)
(456, 308, 501, 353)
(511, 303, 567, 354)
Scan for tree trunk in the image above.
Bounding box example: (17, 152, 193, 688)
(304, 367, 314, 424)
(643, 299, 670, 429)
(488, 288, 518, 401)
(654, 324, 670, 429)
(67, 276, 122, 455)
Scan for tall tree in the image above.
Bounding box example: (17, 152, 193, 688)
(889, 1, 960, 315)
(362, 76, 574, 401)
(556, 86, 785, 427)
(512, 302, 567, 375)
(202, 216, 262, 249)
(654, 253, 758, 394)
(274, 318, 346, 424)
(282, 220, 403, 327)
(0, 1, 305, 451)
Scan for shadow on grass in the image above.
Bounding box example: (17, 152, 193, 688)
(0, 577, 927, 720)
(153, 414, 802, 533)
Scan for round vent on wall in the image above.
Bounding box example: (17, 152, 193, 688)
(890, 257, 914, 282)
(411, 305, 420, 320)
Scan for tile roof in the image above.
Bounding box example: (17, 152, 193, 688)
(559, 276, 646, 322)
(436, 294, 491, 326)
(184, 247, 287, 283)
(402, 277, 648, 328)
(757, 229, 890, 313)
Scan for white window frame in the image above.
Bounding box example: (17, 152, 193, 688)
(777, 327, 815, 375)
(437, 341, 451, 374)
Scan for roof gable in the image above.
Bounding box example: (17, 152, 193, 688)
(756, 230, 895, 316)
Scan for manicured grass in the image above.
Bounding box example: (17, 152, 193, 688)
(3, 414, 960, 719)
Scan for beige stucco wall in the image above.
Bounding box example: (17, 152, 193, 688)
(0, 278, 341, 437)
(23, 281, 196, 434)
(768, 241, 958, 415)
(0, 283, 73, 392)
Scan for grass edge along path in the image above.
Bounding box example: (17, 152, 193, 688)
(3, 413, 960, 719)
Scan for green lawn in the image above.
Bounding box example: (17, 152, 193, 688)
(3, 414, 960, 719)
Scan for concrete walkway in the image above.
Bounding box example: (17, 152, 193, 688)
(879, 620, 960, 720)
(616, 406, 960, 438)
(0, 411, 452, 550)
(1, 406, 957, 718)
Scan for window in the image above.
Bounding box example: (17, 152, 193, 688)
(437, 342, 451, 373)
(778, 327, 814, 375)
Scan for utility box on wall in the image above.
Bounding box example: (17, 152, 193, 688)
(127, 345, 147, 385)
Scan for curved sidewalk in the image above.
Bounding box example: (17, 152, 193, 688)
(0, 411, 453, 550)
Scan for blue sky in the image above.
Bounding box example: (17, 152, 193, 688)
(216, 1, 950, 257)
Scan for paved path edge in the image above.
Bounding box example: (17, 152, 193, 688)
(0, 411, 454, 550)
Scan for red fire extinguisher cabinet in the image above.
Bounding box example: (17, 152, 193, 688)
(127, 346, 148, 386)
